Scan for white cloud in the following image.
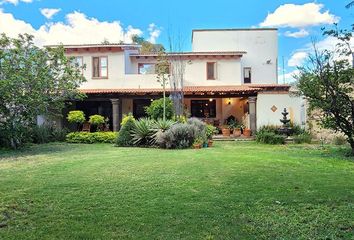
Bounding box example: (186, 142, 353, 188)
(147, 23, 161, 44)
(284, 29, 309, 38)
(278, 69, 300, 83)
(40, 8, 61, 19)
(0, 9, 152, 46)
(260, 3, 339, 28)
(288, 51, 308, 67)
(1, 0, 32, 5)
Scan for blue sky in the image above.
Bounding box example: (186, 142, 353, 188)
(0, 0, 352, 82)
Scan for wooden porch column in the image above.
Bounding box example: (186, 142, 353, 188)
(111, 99, 120, 132)
(248, 97, 257, 135)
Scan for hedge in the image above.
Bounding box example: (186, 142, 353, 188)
(66, 132, 118, 144)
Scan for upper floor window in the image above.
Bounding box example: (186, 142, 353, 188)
(92, 56, 108, 78)
(244, 67, 251, 83)
(138, 63, 156, 74)
(207, 62, 216, 80)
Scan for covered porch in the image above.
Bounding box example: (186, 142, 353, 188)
(65, 85, 289, 134)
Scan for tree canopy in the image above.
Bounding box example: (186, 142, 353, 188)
(0, 34, 86, 148)
(296, 25, 354, 154)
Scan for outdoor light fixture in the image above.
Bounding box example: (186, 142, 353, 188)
(209, 98, 213, 102)
(227, 98, 231, 105)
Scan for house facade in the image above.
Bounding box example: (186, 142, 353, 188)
(59, 28, 306, 133)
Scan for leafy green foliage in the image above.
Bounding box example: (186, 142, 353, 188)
(0, 34, 86, 149)
(131, 118, 155, 146)
(121, 113, 135, 126)
(32, 125, 68, 144)
(66, 132, 117, 144)
(67, 111, 86, 124)
(116, 116, 135, 147)
(293, 133, 312, 144)
(296, 25, 354, 154)
(205, 124, 218, 140)
(145, 98, 174, 120)
(88, 115, 105, 126)
(256, 131, 285, 145)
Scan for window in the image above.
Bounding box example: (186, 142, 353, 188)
(244, 67, 251, 83)
(207, 62, 216, 80)
(138, 63, 156, 74)
(71, 56, 83, 74)
(191, 100, 216, 118)
(92, 56, 108, 78)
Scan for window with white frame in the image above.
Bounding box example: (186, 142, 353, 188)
(92, 56, 108, 78)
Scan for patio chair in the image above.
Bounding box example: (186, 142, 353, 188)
(82, 122, 91, 132)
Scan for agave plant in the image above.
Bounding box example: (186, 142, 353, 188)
(152, 119, 176, 132)
(131, 118, 155, 146)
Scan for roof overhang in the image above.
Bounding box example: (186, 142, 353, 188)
(79, 84, 289, 97)
(130, 51, 246, 60)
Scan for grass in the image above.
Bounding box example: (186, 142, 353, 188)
(0, 142, 353, 239)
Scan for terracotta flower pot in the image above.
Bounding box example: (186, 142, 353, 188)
(233, 128, 242, 137)
(222, 128, 230, 137)
(243, 128, 251, 137)
(193, 143, 202, 149)
(208, 140, 213, 147)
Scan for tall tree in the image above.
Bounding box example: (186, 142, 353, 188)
(0, 34, 86, 149)
(155, 50, 170, 121)
(296, 25, 354, 154)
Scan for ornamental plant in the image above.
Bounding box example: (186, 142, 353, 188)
(89, 115, 105, 126)
(67, 111, 85, 130)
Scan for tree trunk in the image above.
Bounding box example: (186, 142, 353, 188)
(163, 82, 166, 122)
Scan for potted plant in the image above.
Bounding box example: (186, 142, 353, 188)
(233, 124, 242, 137)
(206, 124, 218, 147)
(221, 125, 231, 137)
(228, 119, 238, 134)
(193, 136, 203, 149)
(243, 128, 251, 137)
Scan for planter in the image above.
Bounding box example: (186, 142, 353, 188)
(233, 128, 242, 137)
(243, 128, 251, 137)
(193, 143, 202, 149)
(221, 128, 231, 137)
(208, 140, 213, 147)
(203, 142, 208, 148)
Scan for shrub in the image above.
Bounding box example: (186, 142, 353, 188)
(291, 123, 306, 135)
(156, 123, 196, 149)
(32, 125, 69, 144)
(257, 125, 279, 135)
(116, 116, 135, 147)
(145, 98, 174, 120)
(333, 136, 347, 145)
(293, 133, 312, 144)
(89, 114, 105, 126)
(205, 124, 218, 140)
(66, 132, 117, 144)
(121, 113, 135, 126)
(67, 111, 85, 124)
(152, 119, 176, 132)
(131, 118, 155, 146)
(187, 117, 207, 138)
(256, 131, 285, 144)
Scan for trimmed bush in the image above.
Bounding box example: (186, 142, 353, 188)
(145, 98, 174, 120)
(293, 133, 312, 144)
(205, 124, 218, 140)
(67, 110, 85, 124)
(89, 114, 105, 126)
(256, 131, 285, 144)
(66, 132, 117, 144)
(116, 116, 135, 147)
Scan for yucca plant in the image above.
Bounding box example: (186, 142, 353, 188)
(131, 118, 155, 146)
(152, 119, 176, 132)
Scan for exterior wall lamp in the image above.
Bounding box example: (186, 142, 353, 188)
(227, 98, 231, 105)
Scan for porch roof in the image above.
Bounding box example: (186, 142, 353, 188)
(80, 84, 289, 95)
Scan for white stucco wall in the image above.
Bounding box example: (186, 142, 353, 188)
(192, 29, 278, 84)
(256, 93, 305, 128)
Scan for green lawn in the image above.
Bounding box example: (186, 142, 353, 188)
(0, 142, 353, 239)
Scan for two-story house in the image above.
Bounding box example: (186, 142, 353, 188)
(58, 28, 305, 133)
